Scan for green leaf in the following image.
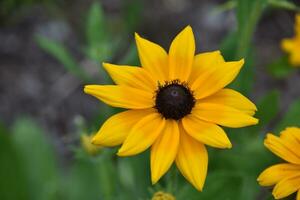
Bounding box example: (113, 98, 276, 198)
(222, 0, 267, 95)
(229, 55, 255, 95)
(85, 1, 113, 61)
(177, 171, 244, 200)
(255, 90, 280, 129)
(64, 157, 116, 200)
(267, 56, 294, 79)
(0, 127, 31, 200)
(116, 153, 150, 199)
(122, 0, 142, 31)
(35, 35, 89, 81)
(275, 99, 300, 132)
(119, 43, 139, 66)
(86, 2, 106, 48)
(236, 0, 267, 58)
(11, 118, 60, 200)
(268, 0, 300, 11)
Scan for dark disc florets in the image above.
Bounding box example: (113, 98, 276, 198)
(155, 80, 195, 120)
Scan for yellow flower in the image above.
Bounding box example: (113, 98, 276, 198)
(81, 134, 101, 155)
(257, 127, 300, 199)
(151, 191, 175, 200)
(84, 26, 258, 191)
(281, 14, 300, 67)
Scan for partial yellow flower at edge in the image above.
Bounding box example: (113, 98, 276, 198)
(84, 25, 258, 191)
(281, 14, 300, 67)
(257, 127, 300, 199)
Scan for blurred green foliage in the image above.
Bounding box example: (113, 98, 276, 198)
(0, 0, 52, 22)
(267, 56, 294, 79)
(36, 0, 141, 83)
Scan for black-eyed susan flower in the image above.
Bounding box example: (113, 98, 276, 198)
(281, 14, 300, 67)
(84, 26, 258, 191)
(257, 127, 300, 199)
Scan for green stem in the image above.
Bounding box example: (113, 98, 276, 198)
(166, 166, 178, 193)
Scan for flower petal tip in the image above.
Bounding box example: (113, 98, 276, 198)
(227, 143, 233, 149)
(116, 151, 124, 157)
(117, 148, 128, 157)
(134, 32, 141, 40)
(180, 25, 193, 35)
(184, 25, 192, 30)
(193, 183, 204, 191)
(91, 136, 99, 145)
(83, 85, 91, 94)
(102, 62, 109, 67)
(272, 191, 281, 200)
(151, 177, 159, 185)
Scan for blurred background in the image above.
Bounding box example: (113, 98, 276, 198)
(1, 0, 300, 199)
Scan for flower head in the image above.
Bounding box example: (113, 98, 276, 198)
(281, 14, 300, 67)
(257, 127, 300, 199)
(84, 26, 258, 191)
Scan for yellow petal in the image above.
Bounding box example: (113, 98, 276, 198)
(257, 163, 300, 186)
(264, 133, 300, 164)
(182, 114, 232, 148)
(189, 50, 224, 84)
(272, 173, 300, 199)
(103, 63, 156, 92)
(281, 39, 295, 52)
(117, 112, 165, 156)
(175, 126, 208, 191)
(280, 127, 300, 155)
(297, 189, 300, 200)
(191, 59, 244, 99)
(135, 33, 168, 82)
(198, 89, 257, 116)
(92, 109, 154, 146)
(169, 26, 195, 82)
(290, 50, 300, 67)
(84, 85, 154, 109)
(150, 120, 179, 184)
(192, 102, 258, 128)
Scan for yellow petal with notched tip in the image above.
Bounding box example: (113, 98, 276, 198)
(257, 163, 300, 186)
(84, 85, 154, 109)
(197, 88, 257, 116)
(189, 50, 224, 84)
(192, 102, 258, 128)
(92, 109, 154, 146)
(103, 63, 156, 92)
(117, 112, 165, 156)
(264, 133, 300, 165)
(280, 127, 300, 156)
(176, 126, 208, 191)
(191, 59, 244, 99)
(151, 120, 179, 184)
(135, 33, 168, 82)
(182, 114, 232, 148)
(168, 26, 195, 82)
(272, 173, 300, 199)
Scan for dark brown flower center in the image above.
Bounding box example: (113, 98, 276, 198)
(155, 80, 195, 120)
